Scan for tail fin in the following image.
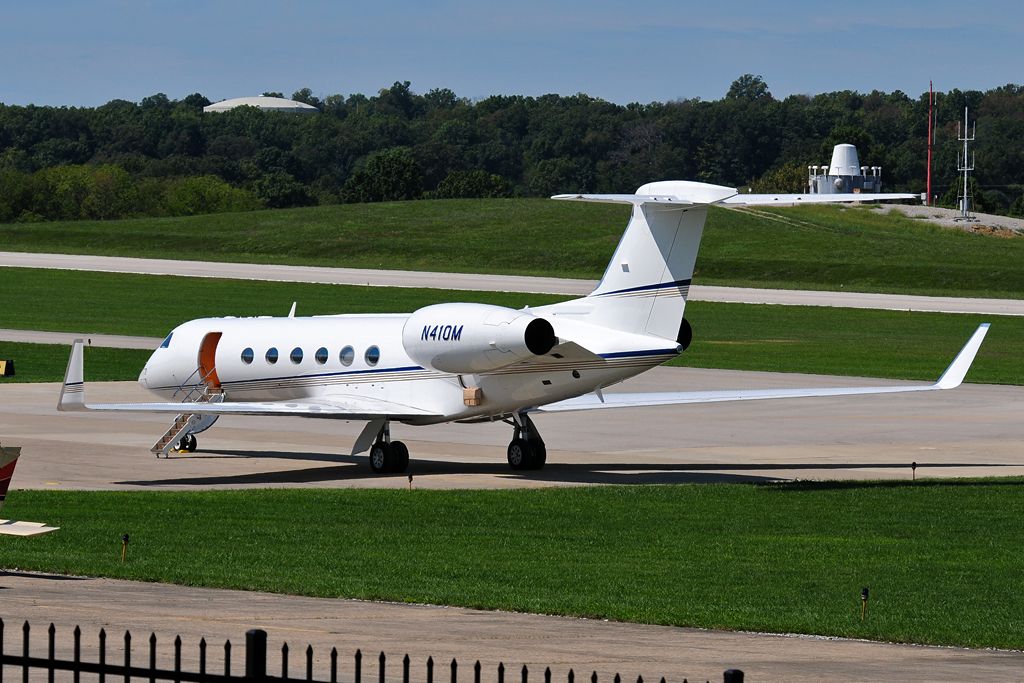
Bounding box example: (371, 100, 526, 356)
(0, 443, 20, 509)
(548, 181, 733, 340)
(57, 339, 87, 411)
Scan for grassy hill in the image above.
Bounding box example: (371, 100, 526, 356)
(3, 199, 1024, 298)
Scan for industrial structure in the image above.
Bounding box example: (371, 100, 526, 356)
(807, 144, 883, 194)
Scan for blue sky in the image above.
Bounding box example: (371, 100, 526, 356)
(1, 0, 1021, 106)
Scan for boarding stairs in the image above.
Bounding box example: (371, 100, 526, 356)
(150, 368, 224, 457)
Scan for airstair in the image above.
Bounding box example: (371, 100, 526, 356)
(150, 368, 223, 457)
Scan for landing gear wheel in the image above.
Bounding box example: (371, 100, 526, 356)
(369, 442, 392, 473)
(390, 441, 410, 473)
(507, 438, 533, 470)
(177, 434, 197, 452)
(528, 438, 546, 469)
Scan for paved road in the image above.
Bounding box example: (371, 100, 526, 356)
(1, 572, 1019, 683)
(4, 251, 1024, 315)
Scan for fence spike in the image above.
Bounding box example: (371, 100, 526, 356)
(474, 660, 481, 683)
(73, 626, 82, 683)
(174, 635, 182, 683)
(545, 667, 551, 683)
(497, 662, 504, 683)
(568, 669, 574, 683)
(427, 656, 434, 683)
(224, 639, 231, 677)
(451, 657, 458, 683)
(99, 628, 106, 683)
(355, 649, 362, 683)
(46, 623, 56, 683)
(330, 647, 338, 683)
(149, 632, 157, 683)
(199, 638, 207, 681)
(614, 674, 621, 683)
(591, 672, 598, 683)
(307, 644, 314, 681)
(521, 664, 529, 683)
(379, 651, 386, 683)
(282, 641, 290, 679)
(123, 630, 132, 683)
(403, 654, 410, 683)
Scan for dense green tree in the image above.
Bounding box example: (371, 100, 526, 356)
(341, 147, 422, 202)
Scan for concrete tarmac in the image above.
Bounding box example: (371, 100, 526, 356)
(3, 366, 1023, 490)
(4, 251, 1024, 315)
(1, 572, 1020, 683)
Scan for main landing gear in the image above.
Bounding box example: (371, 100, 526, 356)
(368, 422, 410, 474)
(506, 412, 546, 471)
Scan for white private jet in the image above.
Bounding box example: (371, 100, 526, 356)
(58, 181, 989, 474)
(1, 443, 59, 536)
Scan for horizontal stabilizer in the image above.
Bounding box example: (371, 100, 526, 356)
(536, 324, 989, 413)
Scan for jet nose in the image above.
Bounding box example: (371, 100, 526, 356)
(138, 362, 149, 389)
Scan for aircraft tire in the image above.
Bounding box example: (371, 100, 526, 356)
(507, 438, 532, 470)
(369, 443, 392, 473)
(527, 439, 546, 469)
(390, 441, 410, 473)
(185, 434, 197, 452)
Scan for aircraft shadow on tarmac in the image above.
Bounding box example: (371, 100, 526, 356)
(114, 449, 1014, 488)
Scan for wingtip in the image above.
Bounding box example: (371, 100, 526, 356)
(935, 323, 990, 390)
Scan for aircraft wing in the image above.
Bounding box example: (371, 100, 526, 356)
(536, 323, 989, 413)
(57, 340, 441, 421)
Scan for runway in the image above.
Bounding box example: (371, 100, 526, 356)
(4, 250, 1024, 315)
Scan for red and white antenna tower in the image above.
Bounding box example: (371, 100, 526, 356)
(927, 81, 934, 206)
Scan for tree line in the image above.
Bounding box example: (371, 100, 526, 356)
(1, 76, 1022, 222)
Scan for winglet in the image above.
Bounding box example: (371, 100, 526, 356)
(57, 339, 87, 411)
(934, 323, 990, 390)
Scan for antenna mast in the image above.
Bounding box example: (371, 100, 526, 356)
(955, 106, 976, 222)
(926, 81, 934, 206)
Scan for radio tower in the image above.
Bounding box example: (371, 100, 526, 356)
(926, 81, 934, 205)
(955, 106, 977, 222)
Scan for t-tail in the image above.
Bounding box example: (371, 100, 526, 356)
(545, 180, 914, 342)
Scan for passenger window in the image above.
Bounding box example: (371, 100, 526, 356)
(315, 347, 329, 364)
(365, 345, 380, 366)
(241, 348, 254, 364)
(290, 347, 303, 364)
(340, 345, 354, 366)
(266, 347, 279, 364)
(160, 333, 173, 349)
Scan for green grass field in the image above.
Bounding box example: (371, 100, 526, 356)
(2, 483, 1021, 649)
(2, 267, 1017, 384)
(3, 200, 1024, 298)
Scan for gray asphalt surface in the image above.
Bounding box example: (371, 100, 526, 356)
(3, 250, 1024, 315)
(1, 572, 1020, 683)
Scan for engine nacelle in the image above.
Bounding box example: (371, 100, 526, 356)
(402, 303, 557, 374)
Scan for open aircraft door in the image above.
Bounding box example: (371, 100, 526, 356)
(197, 332, 223, 391)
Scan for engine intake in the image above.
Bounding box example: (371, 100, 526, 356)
(402, 303, 556, 374)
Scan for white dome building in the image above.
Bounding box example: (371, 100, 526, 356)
(203, 96, 319, 115)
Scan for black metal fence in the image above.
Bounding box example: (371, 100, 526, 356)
(0, 619, 744, 683)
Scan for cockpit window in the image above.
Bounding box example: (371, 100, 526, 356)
(160, 333, 173, 349)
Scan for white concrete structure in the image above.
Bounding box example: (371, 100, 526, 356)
(203, 96, 319, 115)
(808, 143, 883, 194)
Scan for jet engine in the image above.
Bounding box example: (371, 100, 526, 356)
(402, 303, 557, 374)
